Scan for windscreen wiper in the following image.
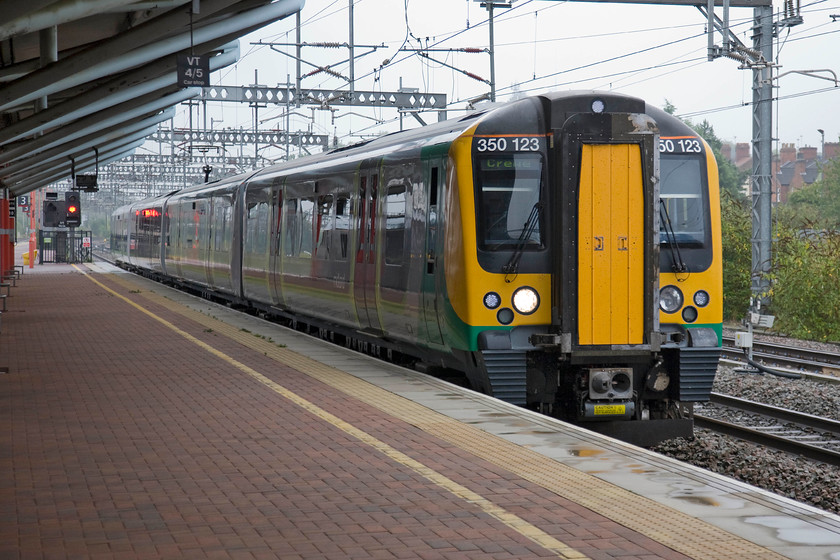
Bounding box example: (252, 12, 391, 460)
(502, 202, 542, 278)
(659, 199, 688, 274)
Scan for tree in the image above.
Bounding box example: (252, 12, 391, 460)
(783, 157, 840, 229)
(720, 191, 752, 320)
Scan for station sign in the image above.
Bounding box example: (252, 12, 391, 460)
(177, 54, 210, 87)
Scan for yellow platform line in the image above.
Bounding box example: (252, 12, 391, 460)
(94, 268, 786, 560)
(78, 267, 587, 559)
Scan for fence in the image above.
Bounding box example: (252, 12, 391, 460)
(38, 230, 93, 264)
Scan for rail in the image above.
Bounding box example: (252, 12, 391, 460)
(695, 393, 840, 466)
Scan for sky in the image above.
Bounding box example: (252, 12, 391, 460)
(172, 0, 840, 163)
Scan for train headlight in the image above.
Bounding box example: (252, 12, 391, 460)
(682, 306, 698, 323)
(483, 292, 501, 309)
(497, 308, 515, 325)
(591, 98, 605, 113)
(512, 287, 539, 315)
(693, 290, 710, 307)
(659, 285, 683, 314)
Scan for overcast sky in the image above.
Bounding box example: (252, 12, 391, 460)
(182, 0, 840, 160)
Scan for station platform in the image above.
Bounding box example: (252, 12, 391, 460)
(2, 256, 840, 559)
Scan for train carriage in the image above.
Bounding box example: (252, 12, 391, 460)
(113, 90, 722, 445)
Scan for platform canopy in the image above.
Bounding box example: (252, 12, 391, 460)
(0, 0, 305, 197)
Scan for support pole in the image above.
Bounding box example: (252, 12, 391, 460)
(349, 0, 355, 98)
(0, 189, 10, 277)
(750, 4, 774, 308)
(37, 25, 57, 112)
(295, 11, 301, 108)
(488, 3, 496, 102)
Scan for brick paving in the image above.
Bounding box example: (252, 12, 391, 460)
(0, 265, 694, 559)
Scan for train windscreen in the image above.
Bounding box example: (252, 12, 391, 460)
(475, 153, 543, 250)
(660, 153, 712, 272)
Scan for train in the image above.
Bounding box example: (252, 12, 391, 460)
(112, 90, 722, 446)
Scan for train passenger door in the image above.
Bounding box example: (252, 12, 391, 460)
(421, 159, 445, 345)
(353, 166, 382, 332)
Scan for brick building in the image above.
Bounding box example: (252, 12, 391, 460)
(719, 141, 840, 203)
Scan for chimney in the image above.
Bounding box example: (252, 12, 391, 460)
(721, 143, 734, 162)
(736, 142, 750, 162)
(825, 142, 840, 161)
(780, 143, 796, 164)
(799, 146, 818, 162)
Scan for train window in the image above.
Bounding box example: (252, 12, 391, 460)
(213, 197, 232, 252)
(315, 195, 333, 259)
(336, 195, 350, 260)
(283, 199, 298, 257)
(660, 156, 707, 246)
(385, 186, 406, 265)
(298, 198, 315, 258)
(475, 154, 543, 250)
(245, 195, 270, 255)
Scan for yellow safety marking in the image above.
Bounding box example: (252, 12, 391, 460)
(75, 266, 587, 560)
(92, 267, 787, 560)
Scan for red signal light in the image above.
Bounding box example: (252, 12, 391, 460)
(68, 205, 78, 214)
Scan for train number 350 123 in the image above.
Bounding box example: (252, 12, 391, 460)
(475, 137, 542, 152)
(659, 138, 702, 154)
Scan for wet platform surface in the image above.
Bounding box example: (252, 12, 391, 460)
(2, 255, 840, 559)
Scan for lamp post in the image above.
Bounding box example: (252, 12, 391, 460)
(818, 128, 825, 161)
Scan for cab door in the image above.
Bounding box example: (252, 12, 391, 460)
(577, 143, 644, 345)
(553, 111, 657, 349)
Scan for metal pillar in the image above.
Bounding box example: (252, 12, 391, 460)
(349, 0, 355, 97)
(37, 25, 58, 112)
(0, 189, 10, 276)
(488, 3, 496, 102)
(750, 4, 774, 307)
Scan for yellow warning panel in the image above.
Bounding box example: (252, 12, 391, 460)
(578, 144, 644, 345)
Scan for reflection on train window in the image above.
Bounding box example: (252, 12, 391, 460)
(336, 195, 350, 260)
(246, 196, 270, 255)
(283, 199, 297, 257)
(315, 195, 333, 259)
(213, 197, 232, 252)
(660, 155, 707, 246)
(475, 154, 543, 250)
(385, 185, 406, 265)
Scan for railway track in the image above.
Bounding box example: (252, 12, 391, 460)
(721, 334, 840, 382)
(695, 393, 840, 466)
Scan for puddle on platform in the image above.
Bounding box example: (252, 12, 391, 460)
(667, 481, 744, 509)
(746, 516, 840, 546)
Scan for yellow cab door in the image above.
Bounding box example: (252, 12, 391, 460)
(577, 143, 645, 345)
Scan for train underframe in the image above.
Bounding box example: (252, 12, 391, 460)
(472, 326, 720, 446)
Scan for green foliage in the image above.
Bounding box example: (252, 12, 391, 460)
(769, 226, 840, 341)
(782, 158, 840, 229)
(663, 102, 752, 321)
(720, 191, 752, 321)
(765, 158, 840, 341)
(687, 119, 749, 203)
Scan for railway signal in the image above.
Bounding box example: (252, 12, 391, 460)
(65, 191, 81, 227)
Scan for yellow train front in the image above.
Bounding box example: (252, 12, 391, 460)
(446, 92, 721, 445)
